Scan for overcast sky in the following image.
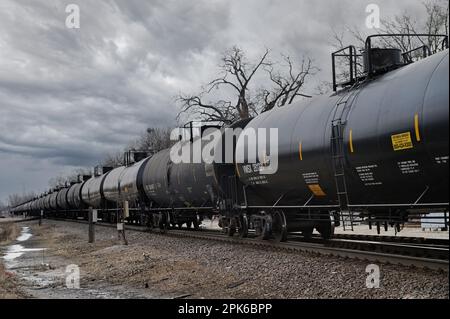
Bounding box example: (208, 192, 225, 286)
(0, 0, 429, 203)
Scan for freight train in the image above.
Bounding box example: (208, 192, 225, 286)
(10, 34, 449, 241)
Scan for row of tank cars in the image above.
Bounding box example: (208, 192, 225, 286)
(10, 35, 450, 241)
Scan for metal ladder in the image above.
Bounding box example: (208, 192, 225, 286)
(330, 90, 358, 231)
(221, 175, 238, 212)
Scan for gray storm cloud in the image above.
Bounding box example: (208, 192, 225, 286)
(0, 0, 427, 201)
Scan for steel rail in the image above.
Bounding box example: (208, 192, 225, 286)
(42, 217, 449, 271)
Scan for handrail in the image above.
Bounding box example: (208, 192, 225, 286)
(365, 34, 449, 76)
(332, 45, 359, 91)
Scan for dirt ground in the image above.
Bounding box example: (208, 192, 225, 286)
(0, 219, 448, 299)
(0, 222, 29, 298)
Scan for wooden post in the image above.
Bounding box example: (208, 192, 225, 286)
(39, 210, 43, 226)
(88, 207, 95, 243)
(117, 201, 128, 245)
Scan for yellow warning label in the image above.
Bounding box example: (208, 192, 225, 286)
(391, 132, 413, 151)
(308, 184, 326, 197)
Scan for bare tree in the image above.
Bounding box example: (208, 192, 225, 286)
(424, 0, 449, 51)
(8, 194, 22, 207)
(315, 81, 334, 96)
(258, 56, 317, 112)
(8, 192, 36, 207)
(48, 175, 70, 189)
(47, 167, 92, 189)
(133, 127, 174, 154)
(178, 46, 317, 124)
(326, 0, 449, 94)
(336, 0, 448, 53)
(101, 151, 124, 168)
(100, 127, 174, 168)
(178, 47, 270, 123)
(64, 168, 93, 183)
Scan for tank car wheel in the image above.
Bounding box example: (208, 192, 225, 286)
(227, 216, 239, 237)
(256, 217, 271, 240)
(272, 210, 288, 242)
(238, 214, 249, 238)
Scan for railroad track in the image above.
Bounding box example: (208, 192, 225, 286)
(332, 233, 449, 247)
(43, 217, 449, 271)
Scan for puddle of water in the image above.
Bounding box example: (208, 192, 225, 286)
(2, 225, 159, 299)
(3, 227, 46, 261)
(4, 244, 46, 261)
(4, 251, 24, 261)
(16, 227, 32, 242)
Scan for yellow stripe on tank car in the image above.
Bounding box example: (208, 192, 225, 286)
(299, 142, 303, 161)
(349, 129, 354, 153)
(414, 113, 421, 142)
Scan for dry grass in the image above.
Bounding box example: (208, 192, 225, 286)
(0, 263, 28, 299)
(0, 222, 19, 245)
(0, 223, 27, 299)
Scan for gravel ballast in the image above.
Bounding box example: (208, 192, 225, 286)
(3, 220, 448, 299)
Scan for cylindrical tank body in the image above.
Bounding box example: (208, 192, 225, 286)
(102, 166, 126, 203)
(119, 158, 150, 204)
(142, 140, 218, 208)
(67, 183, 83, 208)
(56, 188, 70, 210)
(236, 50, 449, 209)
(40, 197, 46, 211)
(66, 184, 77, 208)
(142, 149, 172, 206)
(81, 173, 109, 208)
(30, 200, 36, 211)
(44, 194, 51, 210)
(49, 191, 59, 210)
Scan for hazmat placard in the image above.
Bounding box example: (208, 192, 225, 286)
(391, 132, 413, 151)
(308, 184, 326, 196)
